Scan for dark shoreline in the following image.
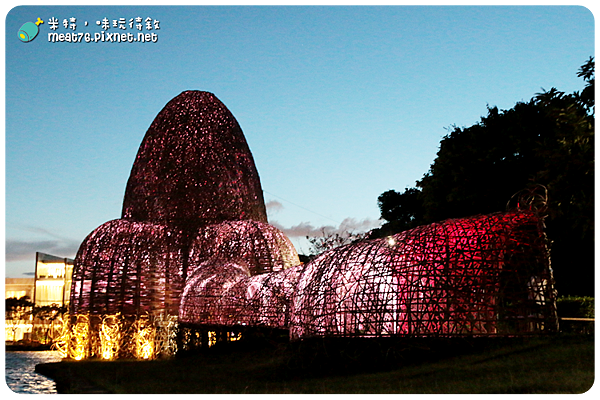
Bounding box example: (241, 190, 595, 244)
(28, 334, 594, 394)
(5, 344, 53, 352)
(35, 361, 113, 394)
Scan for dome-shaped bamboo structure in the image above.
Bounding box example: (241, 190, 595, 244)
(66, 91, 298, 359)
(70, 91, 276, 319)
(122, 91, 267, 230)
(179, 262, 303, 328)
(70, 219, 185, 316)
(189, 220, 300, 277)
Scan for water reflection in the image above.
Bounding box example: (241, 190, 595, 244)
(5, 351, 62, 394)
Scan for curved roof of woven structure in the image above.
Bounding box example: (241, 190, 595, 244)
(176, 208, 557, 338)
(70, 219, 186, 316)
(179, 220, 301, 327)
(190, 220, 300, 277)
(122, 90, 267, 231)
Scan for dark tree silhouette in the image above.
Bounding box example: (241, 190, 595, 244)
(377, 188, 424, 235)
(373, 58, 594, 296)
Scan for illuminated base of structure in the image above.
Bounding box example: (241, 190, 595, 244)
(53, 315, 290, 360)
(53, 314, 178, 360)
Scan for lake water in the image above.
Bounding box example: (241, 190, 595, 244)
(5, 351, 62, 394)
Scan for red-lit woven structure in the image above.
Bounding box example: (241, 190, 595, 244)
(179, 219, 301, 327)
(70, 91, 289, 317)
(289, 208, 557, 339)
(179, 207, 558, 338)
(71, 219, 185, 317)
(189, 220, 299, 276)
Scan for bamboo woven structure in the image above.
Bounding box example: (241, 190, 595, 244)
(179, 262, 303, 328)
(63, 91, 558, 359)
(289, 208, 558, 339)
(66, 91, 299, 359)
(121, 91, 268, 229)
(179, 207, 557, 339)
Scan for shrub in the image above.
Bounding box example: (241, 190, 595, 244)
(556, 296, 594, 334)
(556, 296, 594, 318)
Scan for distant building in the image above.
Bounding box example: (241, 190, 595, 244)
(4, 278, 34, 300)
(5, 252, 74, 343)
(32, 252, 74, 308)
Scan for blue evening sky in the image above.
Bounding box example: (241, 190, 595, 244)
(2, 3, 595, 277)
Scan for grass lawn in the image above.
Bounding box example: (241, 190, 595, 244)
(37, 333, 594, 394)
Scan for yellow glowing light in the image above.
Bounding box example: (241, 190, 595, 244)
(153, 314, 178, 357)
(227, 331, 241, 342)
(69, 315, 90, 361)
(133, 319, 156, 360)
(137, 340, 154, 359)
(54, 313, 179, 360)
(99, 315, 121, 360)
(207, 330, 217, 347)
(387, 236, 396, 246)
(51, 315, 70, 358)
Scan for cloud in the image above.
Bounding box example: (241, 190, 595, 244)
(21, 225, 67, 239)
(271, 217, 382, 238)
(5, 239, 80, 262)
(270, 221, 331, 238)
(5, 224, 83, 262)
(265, 200, 284, 215)
(338, 217, 383, 233)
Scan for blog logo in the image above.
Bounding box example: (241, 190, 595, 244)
(18, 18, 44, 42)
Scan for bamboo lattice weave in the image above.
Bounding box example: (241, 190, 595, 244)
(65, 91, 558, 360)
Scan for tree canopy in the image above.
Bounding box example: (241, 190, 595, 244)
(372, 57, 594, 296)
